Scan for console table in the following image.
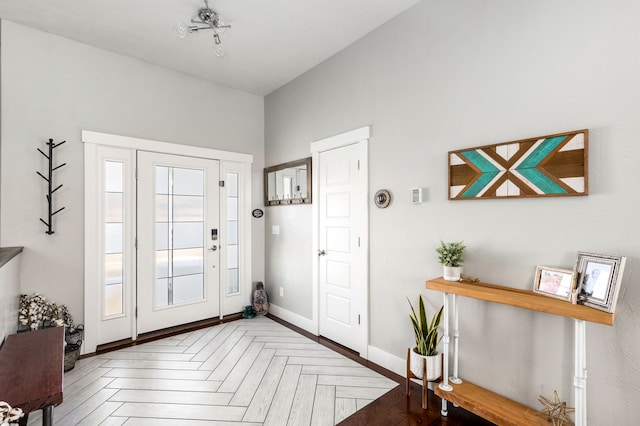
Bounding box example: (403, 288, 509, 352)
(426, 277, 614, 426)
(0, 326, 64, 425)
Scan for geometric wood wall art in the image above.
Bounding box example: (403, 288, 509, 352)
(449, 129, 588, 200)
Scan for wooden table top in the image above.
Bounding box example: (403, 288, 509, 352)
(0, 326, 64, 412)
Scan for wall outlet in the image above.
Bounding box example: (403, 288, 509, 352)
(272, 225, 280, 235)
(279, 287, 284, 297)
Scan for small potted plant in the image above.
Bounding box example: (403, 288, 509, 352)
(407, 294, 443, 381)
(436, 240, 465, 281)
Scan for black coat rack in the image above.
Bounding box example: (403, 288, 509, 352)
(37, 138, 67, 235)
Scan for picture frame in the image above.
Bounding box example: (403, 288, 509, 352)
(533, 266, 578, 302)
(576, 252, 627, 313)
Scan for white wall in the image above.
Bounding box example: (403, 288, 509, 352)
(0, 21, 265, 327)
(264, 0, 640, 423)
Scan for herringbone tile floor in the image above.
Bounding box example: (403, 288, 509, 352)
(29, 317, 397, 425)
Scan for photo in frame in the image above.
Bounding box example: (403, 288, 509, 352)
(533, 266, 578, 302)
(576, 252, 627, 313)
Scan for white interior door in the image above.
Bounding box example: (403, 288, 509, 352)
(318, 143, 367, 354)
(137, 151, 221, 334)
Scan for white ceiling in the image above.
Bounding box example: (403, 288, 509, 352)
(0, 0, 420, 95)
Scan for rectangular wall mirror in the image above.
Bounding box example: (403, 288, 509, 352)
(264, 157, 312, 206)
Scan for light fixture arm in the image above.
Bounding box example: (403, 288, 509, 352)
(185, 24, 230, 34)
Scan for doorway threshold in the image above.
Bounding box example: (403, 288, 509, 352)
(94, 312, 243, 356)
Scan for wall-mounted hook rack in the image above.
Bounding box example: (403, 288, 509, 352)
(37, 138, 67, 235)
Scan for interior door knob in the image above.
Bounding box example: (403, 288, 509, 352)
(318, 249, 326, 256)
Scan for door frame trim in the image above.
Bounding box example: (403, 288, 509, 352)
(310, 126, 370, 358)
(82, 130, 253, 164)
(82, 130, 253, 354)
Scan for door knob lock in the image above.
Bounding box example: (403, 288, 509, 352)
(318, 249, 326, 256)
(209, 245, 218, 251)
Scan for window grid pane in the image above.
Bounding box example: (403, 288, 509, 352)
(104, 160, 124, 316)
(226, 172, 240, 295)
(155, 166, 205, 307)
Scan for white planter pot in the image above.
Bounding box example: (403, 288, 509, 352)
(443, 266, 462, 281)
(409, 347, 442, 381)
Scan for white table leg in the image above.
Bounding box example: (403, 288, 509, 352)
(574, 319, 587, 426)
(450, 294, 462, 384)
(439, 292, 452, 416)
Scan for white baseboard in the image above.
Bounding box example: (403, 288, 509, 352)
(367, 345, 406, 377)
(269, 304, 318, 335)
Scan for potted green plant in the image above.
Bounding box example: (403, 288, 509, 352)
(408, 294, 443, 381)
(436, 240, 465, 281)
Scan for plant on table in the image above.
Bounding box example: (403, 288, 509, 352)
(436, 240, 466, 281)
(436, 240, 465, 267)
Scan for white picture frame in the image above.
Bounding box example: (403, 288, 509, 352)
(533, 266, 578, 302)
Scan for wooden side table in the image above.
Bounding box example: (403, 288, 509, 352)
(0, 326, 64, 426)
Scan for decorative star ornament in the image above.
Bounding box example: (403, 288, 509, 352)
(536, 390, 575, 426)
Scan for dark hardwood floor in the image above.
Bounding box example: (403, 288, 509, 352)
(339, 382, 494, 425)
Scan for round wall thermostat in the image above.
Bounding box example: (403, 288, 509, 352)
(252, 209, 264, 218)
(374, 189, 391, 208)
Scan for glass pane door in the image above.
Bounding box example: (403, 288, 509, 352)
(155, 166, 205, 307)
(220, 161, 248, 316)
(104, 161, 125, 317)
(137, 151, 220, 334)
(226, 171, 239, 295)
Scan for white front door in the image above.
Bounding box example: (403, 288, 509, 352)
(317, 142, 367, 354)
(137, 152, 221, 334)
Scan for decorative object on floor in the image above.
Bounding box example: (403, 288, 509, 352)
(436, 240, 465, 281)
(405, 348, 429, 410)
(374, 189, 391, 208)
(242, 305, 256, 318)
(407, 295, 443, 381)
(536, 390, 575, 426)
(0, 401, 24, 425)
(175, 0, 231, 58)
(448, 129, 588, 200)
(533, 266, 578, 302)
(18, 293, 84, 371)
(252, 282, 269, 315)
(37, 138, 67, 235)
(406, 295, 443, 409)
(575, 252, 626, 313)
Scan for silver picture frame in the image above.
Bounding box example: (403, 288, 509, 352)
(576, 252, 626, 313)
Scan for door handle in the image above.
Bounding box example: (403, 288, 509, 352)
(208, 245, 218, 251)
(318, 249, 326, 256)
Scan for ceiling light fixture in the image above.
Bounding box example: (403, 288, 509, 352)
(176, 0, 231, 58)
